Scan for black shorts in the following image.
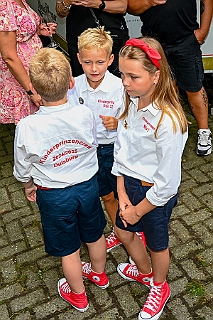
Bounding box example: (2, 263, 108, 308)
(164, 33, 204, 92)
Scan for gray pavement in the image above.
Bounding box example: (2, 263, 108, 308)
(0, 92, 213, 320)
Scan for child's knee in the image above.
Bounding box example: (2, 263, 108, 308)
(114, 226, 133, 243)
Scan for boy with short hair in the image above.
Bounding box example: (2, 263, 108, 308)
(69, 27, 146, 252)
(13, 48, 108, 313)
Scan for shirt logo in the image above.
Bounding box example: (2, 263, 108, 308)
(142, 117, 155, 132)
(98, 99, 114, 109)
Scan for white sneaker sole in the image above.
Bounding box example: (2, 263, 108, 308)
(138, 293, 171, 320)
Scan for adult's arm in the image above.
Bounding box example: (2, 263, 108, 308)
(194, 0, 213, 44)
(56, 0, 127, 18)
(127, 0, 167, 15)
(0, 30, 42, 107)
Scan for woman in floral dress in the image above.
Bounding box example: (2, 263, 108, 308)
(0, 0, 56, 124)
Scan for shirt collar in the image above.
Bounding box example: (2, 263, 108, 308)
(38, 102, 71, 114)
(81, 70, 111, 93)
(130, 97, 160, 116)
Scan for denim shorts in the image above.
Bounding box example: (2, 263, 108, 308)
(164, 33, 204, 92)
(116, 175, 178, 251)
(36, 175, 106, 257)
(97, 144, 118, 199)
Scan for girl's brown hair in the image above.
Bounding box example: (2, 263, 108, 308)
(119, 37, 188, 136)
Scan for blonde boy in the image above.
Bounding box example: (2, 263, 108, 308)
(69, 27, 124, 251)
(13, 48, 109, 312)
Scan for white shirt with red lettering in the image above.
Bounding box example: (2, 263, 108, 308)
(111, 98, 188, 206)
(68, 70, 124, 144)
(13, 102, 98, 188)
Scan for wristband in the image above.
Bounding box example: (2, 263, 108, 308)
(99, 0, 106, 10)
(26, 90, 34, 96)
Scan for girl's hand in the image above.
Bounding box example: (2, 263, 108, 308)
(118, 191, 132, 228)
(119, 205, 141, 227)
(100, 115, 118, 130)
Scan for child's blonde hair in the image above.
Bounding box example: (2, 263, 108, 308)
(78, 27, 113, 55)
(29, 48, 72, 102)
(119, 37, 188, 135)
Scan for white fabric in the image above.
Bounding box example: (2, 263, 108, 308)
(112, 98, 188, 206)
(68, 71, 125, 144)
(13, 102, 98, 188)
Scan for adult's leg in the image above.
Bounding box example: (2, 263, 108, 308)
(186, 87, 209, 129)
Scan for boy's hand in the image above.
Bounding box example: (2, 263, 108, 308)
(22, 179, 37, 202)
(100, 115, 118, 130)
(25, 185, 37, 202)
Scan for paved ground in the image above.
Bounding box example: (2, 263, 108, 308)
(0, 81, 213, 320)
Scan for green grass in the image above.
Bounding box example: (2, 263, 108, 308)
(186, 281, 204, 297)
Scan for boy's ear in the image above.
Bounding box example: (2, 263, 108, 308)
(69, 77, 75, 89)
(77, 52, 82, 65)
(107, 54, 114, 67)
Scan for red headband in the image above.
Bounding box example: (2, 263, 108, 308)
(125, 38, 161, 69)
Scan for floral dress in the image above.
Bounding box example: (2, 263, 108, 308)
(0, 0, 43, 124)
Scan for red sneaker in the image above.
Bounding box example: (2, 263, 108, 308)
(82, 262, 109, 289)
(106, 231, 121, 252)
(58, 278, 89, 312)
(117, 263, 153, 288)
(138, 279, 170, 320)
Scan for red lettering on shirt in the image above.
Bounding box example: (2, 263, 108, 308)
(40, 140, 91, 164)
(53, 155, 78, 167)
(52, 149, 78, 162)
(98, 99, 115, 109)
(143, 124, 150, 132)
(142, 117, 155, 130)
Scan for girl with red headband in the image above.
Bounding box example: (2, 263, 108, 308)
(112, 37, 188, 320)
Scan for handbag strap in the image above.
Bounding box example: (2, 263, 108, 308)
(89, 8, 101, 29)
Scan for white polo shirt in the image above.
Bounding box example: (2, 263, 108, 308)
(112, 98, 188, 206)
(13, 102, 98, 188)
(68, 70, 125, 144)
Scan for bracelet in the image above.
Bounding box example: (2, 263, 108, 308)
(60, 0, 71, 10)
(26, 90, 33, 96)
